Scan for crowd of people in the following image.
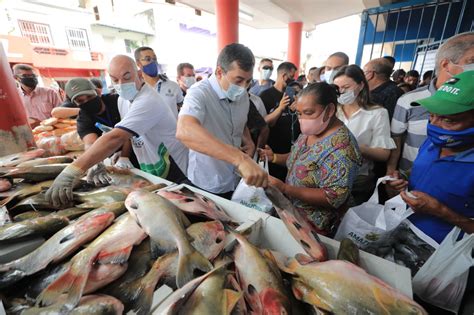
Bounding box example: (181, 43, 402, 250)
(12, 31, 474, 311)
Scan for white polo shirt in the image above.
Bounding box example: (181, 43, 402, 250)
(336, 106, 396, 176)
(179, 74, 249, 193)
(154, 79, 184, 118)
(115, 84, 188, 177)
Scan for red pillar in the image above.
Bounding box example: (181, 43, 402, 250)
(215, 0, 239, 52)
(288, 22, 303, 77)
(0, 43, 35, 156)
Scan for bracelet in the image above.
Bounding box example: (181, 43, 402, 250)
(272, 153, 277, 163)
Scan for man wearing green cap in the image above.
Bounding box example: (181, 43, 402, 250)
(388, 71, 474, 244)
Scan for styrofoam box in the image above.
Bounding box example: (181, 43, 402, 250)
(131, 169, 413, 300)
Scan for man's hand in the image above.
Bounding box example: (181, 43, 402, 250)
(277, 93, 290, 112)
(86, 162, 112, 186)
(258, 145, 274, 162)
(237, 155, 268, 188)
(45, 164, 83, 207)
(385, 170, 408, 192)
(401, 191, 444, 218)
(115, 157, 134, 169)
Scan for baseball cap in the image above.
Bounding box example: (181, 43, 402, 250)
(65, 78, 97, 103)
(412, 71, 474, 115)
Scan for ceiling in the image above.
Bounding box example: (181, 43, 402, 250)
(175, 0, 398, 31)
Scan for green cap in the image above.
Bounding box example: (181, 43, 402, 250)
(65, 78, 97, 103)
(412, 71, 474, 115)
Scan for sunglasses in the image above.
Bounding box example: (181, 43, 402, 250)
(262, 66, 273, 71)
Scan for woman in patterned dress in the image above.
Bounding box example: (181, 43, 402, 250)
(260, 83, 362, 235)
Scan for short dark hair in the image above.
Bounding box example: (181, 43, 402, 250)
(260, 58, 273, 64)
(90, 78, 103, 89)
(177, 63, 194, 76)
(308, 66, 318, 73)
(383, 56, 396, 68)
(329, 52, 349, 65)
(423, 70, 433, 81)
(12, 63, 35, 75)
(334, 64, 374, 109)
(277, 62, 297, 75)
(134, 46, 154, 62)
(300, 82, 340, 108)
(217, 43, 255, 72)
(392, 69, 406, 80)
(371, 58, 393, 79)
(406, 70, 420, 78)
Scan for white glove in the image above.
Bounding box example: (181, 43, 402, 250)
(115, 157, 134, 169)
(86, 162, 112, 186)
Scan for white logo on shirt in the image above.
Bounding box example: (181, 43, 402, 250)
(132, 136, 144, 148)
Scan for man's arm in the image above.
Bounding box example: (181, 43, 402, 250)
(241, 126, 255, 158)
(256, 125, 269, 149)
(264, 94, 290, 127)
(176, 115, 267, 187)
(51, 107, 80, 119)
(386, 135, 403, 174)
(83, 133, 98, 150)
(120, 139, 133, 158)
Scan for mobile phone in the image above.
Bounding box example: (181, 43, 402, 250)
(285, 86, 296, 104)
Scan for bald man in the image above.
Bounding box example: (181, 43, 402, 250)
(46, 55, 189, 206)
(363, 58, 404, 120)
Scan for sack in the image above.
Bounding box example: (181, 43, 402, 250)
(231, 157, 273, 214)
(412, 227, 474, 313)
(334, 176, 413, 249)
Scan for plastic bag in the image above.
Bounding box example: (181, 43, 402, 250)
(36, 136, 67, 156)
(231, 157, 273, 214)
(61, 131, 84, 151)
(412, 227, 474, 313)
(334, 176, 413, 249)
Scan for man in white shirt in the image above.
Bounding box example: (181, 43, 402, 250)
(177, 43, 267, 199)
(45, 55, 189, 207)
(134, 46, 183, 118)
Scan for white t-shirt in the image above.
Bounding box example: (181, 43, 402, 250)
(336, 106, 395, 176)
(115, 84, 188, 178)
(154, 79, 184, 119)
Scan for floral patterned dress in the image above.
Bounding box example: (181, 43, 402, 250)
(286, 126, 362, 235)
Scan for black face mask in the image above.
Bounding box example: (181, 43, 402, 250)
(20, 77, 38, 89)
(80, 96, 102, 116)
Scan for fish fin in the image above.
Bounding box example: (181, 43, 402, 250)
(292, 280, 331, 311)
(36, 265, 75, 307)
(177, 208, 191, 227)
(179, 187, 195, 197)
(96, 246, 133, 264)
(224, 289, 242, 315)
(176, 250, 213, 288)
(150, 240, 166, 259)
(295, 253, 315, 265)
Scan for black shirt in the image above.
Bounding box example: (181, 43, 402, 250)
(370, 81, 404, 120)
(260, 86, 300, 181)
(77, 94, 121, 139)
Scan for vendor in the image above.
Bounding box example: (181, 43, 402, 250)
(260, 83, 361, 235)
(387, 71, 474, 244)
(46, 55, 189, 207)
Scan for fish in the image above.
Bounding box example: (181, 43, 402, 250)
(0, 209, 115, 289)
(278, 258, 427, 315)
(13, 211, 50, 221)
(125, 190, 213, 288)
(265, 185, 328, 262)
(0, 180, 53, 208)
(117, 221, 226, 314)
(157, 187, 235, 223)
(10, 192, 72, 213)
(106, 166, 152, 189)
(231, 230, 291, 315)
(0, 214, 70, 242)
(0, 149, 45, 167)
(1, 164, 69, 182)
(336, 238, 360, 265)
(36, 213, 146, 311)
(153, 263, 231, 315)
(16, 156, 74, 168)
(0, 178, 12, 192)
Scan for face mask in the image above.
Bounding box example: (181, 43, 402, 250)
(142, 61, 159, 77)
(223, 75, 246, 101)
(80, 96, 102, 115)
(427, 123, 474, 148)
(319, 73, 326, 82)
(114, 82, 139, 101)
(338, 89, 358, 105)
(298, 105, 332, 136)
(20, 77, 38, 89)
(261, 69, 272, 80)
(183, 76, 196, 88)
(324, 70, 335, 84)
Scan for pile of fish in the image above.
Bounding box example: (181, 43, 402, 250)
(0, 150, 427, 314)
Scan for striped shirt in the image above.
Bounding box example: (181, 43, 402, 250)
(391, 79, 436, 173)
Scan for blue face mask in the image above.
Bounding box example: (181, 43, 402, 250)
(142, 61, 159, 77)
(223, 75, 245, 101)
(114, 82, 138, 101)
(427, 123, 474, 148)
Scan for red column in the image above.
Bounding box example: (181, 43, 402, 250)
(288, 22, 303, 77)
(0, 43, 35, 156)
(215, 0, 239, 52)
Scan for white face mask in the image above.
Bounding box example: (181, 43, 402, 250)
(324, 70, 335, 84)
(223, 75, 245, 101)
(338, 89, 358, 105)
(114, 82, 139, 101)
(261, 69, 272, 80)
(183, 76, 196, 88)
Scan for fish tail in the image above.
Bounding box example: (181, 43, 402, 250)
(176, 249, 213, 288)
(0, 269, 26, 289)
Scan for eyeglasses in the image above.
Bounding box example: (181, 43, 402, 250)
(17, 74, 37, 79)
(262, 66, 273, 71)
(140, 56, 157, 63)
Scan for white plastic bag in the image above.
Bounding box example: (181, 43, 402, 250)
(231, 158, 273, 214)
(412, 227, 474, 313)
(334, 176, 413, 249)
